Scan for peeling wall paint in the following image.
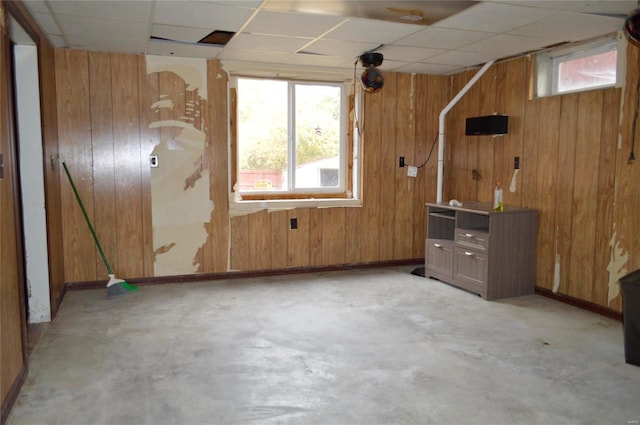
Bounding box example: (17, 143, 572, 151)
(147, 55, 214, 276)
(607, 224, 629, 304)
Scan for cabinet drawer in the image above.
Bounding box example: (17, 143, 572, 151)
(454, 247, 488, 287)
(455, 229, 489, 252)
(426, 239, 454, 279)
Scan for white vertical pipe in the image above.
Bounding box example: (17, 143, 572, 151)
(437, 60, 495, 203)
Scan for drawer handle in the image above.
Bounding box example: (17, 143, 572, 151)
(433, 243, 442, 248)
(464, 251, 474, 256)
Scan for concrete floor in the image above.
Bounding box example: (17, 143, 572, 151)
(7, 266, 640, 425)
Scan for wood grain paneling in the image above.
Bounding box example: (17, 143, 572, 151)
(111, 54, 144, 278)
(360, 88, 383, 262)
(50, 47, 640, 313)
(89, 52, 117, 277)
(393, 73, 415, 259)
(1, 1, 26, 416)
(56, 49, 97, 282)
(380, 73, 397, 260)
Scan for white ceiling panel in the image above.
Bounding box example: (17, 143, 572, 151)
(66, 34, 147, 54)
(48, 0, 153, 22)
(492, 1, 614, 12)
(226, 33, 312, 53)
(509, 12, 624, 41)
(217, 48, 289, 62)
(323, 18, 423, 44)
(379, 45, 446, 62)
(148, 39, 223, 59)
(396, 27, 495, 49)
(461, 34, 553, 56)
(57, 14, 149, 39)
(48, 35, 67, 48)
(302, 39, 382, 58)
(427, 50, 500, 67)
(283, 53, 355, 68)
(434, 2, 554, 33)
(244, 11, 345, 37)
(151, 24, 213, 44)
(395, 62, 461, 75)
(22, 0, 50, 14)
(154, 1, 256, 32)
(32, 12, 61, 35)
(20, 0, 634, 76)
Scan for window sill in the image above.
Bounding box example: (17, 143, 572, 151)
(229, 194, 362, 216)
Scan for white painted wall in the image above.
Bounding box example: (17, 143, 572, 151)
(14, 45, 51, 323)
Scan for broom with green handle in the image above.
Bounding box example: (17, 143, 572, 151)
(62, 161, 138, 298)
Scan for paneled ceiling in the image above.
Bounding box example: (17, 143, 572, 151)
(22, 0, 637, 76)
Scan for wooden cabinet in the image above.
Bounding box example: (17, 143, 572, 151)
(425, 202, 537, 300)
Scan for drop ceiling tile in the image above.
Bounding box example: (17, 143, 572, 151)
(48, 0, 153, 22)
(217, 48, 289, 62)
(283, 53, 356, 68)
(379, 45, 446, 62)
(509, 11, 624, 41)
(148, 39, 223, 59)
(323, 18, 423, 43)
(154, 1, 255, 32)
(376, 59, 411, 72)
(434, 2, 554, 33)
(394, 62, 460, 75)
(303, 39, 384, 58)
(461, 34, 553, 56)
(581, 1, 637, 17)
(58, 15, 149, 39)
(151, 24, 213, 44)
(210, 1, 263, 6)
(491, 1, 601, 12)
(33, 12, 61, 35)
(226, 33, 312, 53)
(244, 11, 345, 37)
(22, 0, 49, 14)
(396, 27, 495, 50)
(426, 50, 499, 67)
(48, 34, 67, 48)
(66, 34, 147, 54)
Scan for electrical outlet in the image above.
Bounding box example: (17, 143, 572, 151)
(399, 157, 405, 167)
(514, 156, 520, 170)
(407, 166, 418, 177)
(290, 218, 298, 230)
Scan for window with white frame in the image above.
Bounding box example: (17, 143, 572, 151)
(233, 77, 349, 199)
(536, 34, 624, 97)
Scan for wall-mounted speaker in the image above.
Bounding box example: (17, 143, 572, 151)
(465, 114, 509, 136)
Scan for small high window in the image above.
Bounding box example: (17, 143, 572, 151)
(535, 34, 624, 97)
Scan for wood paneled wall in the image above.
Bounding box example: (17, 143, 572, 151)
(54, 44, 639, 313)
(55, 50, 449, 280)
(445, 47, 640, 312)
(1, 1, 26, 421)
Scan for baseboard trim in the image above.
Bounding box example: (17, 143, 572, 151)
(65, 258, 425, 290)
(1, 365, 27, 425)
(535, 287, 623, 322)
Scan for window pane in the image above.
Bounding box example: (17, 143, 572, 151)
(237, 79, 288, 192)
(557, 49, 617, 94)
(294, 84, 341, 189)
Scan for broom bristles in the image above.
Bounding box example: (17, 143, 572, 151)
(106, 274, 138, 299)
